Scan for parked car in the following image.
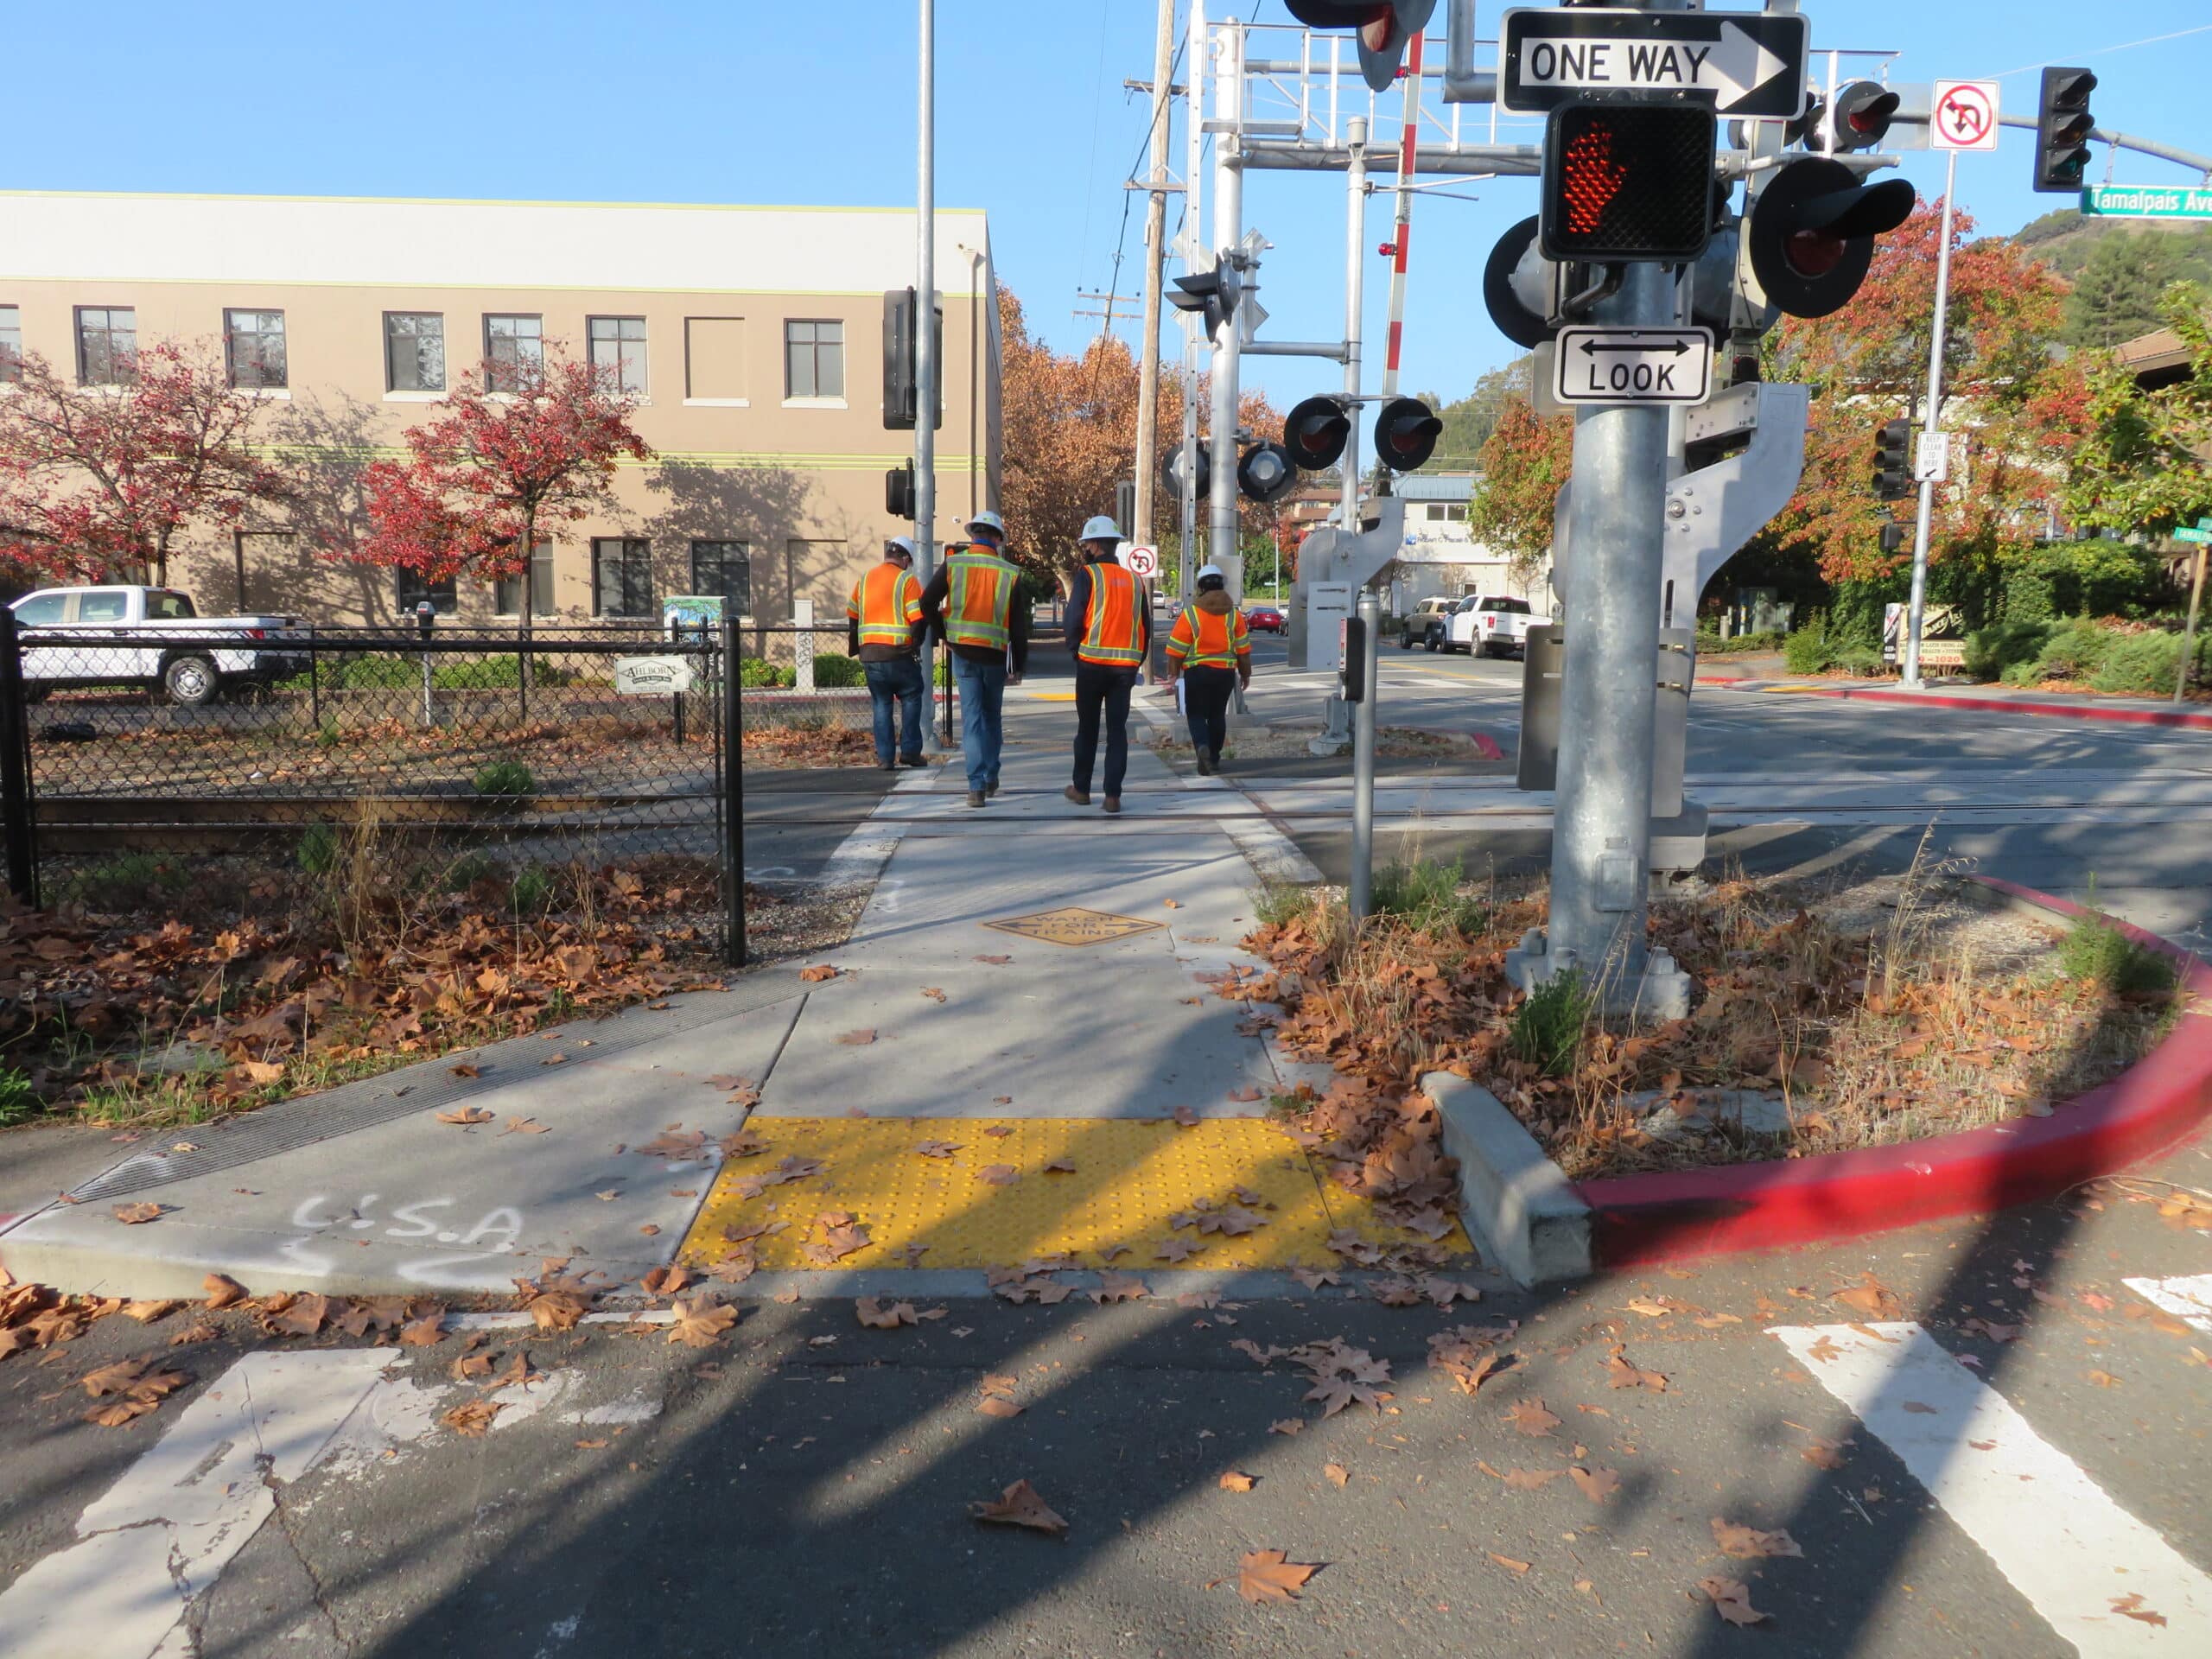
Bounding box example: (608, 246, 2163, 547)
(1400, 596, 1460, 651)
(1444, 594, 1542, 658)
(1245, 605, 1285, 634)
(8, 585, 308, 706)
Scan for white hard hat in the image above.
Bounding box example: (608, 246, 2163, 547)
(1196, 563, 1226, 582)
(886, 535, 918, 559)
(1080, 514, 1122, 543)
(965, 509, 1007, 537)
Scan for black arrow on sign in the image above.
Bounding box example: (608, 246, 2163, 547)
(1580, 337, 1694, 358)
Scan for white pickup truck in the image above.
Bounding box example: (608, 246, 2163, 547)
(8, 585, 308, 706)
(1443, 593, 1543, 659)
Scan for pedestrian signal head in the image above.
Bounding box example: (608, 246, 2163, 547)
(1540, 101, 1717, 264)
(1282, 396, 1353, 472)
(1371, 397, 1442, 474)
(1745, 157, 1916, 319)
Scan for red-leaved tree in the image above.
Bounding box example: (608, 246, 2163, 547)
(0, 342, 293, 587)
(346, 353, 653, 620)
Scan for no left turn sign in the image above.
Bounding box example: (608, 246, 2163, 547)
(1122, 543, 1160, 579)
(1931, 80, 2001, 152)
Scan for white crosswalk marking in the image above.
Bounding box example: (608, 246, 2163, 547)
(2124, 1274, 2212, 1334)
(1771, 1322, 2212, 1653)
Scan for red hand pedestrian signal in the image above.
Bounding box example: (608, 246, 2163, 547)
(1559, 125, 1627, 236)
(1538, 103, 1716, 264)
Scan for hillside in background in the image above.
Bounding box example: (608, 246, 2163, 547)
(2012, 208, 2212, 350)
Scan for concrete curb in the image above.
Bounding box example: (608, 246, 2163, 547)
(1729, 679, 2212, 732)
(1569, 876, 2212, 1269)
(1421, 1071, 1591, 1287)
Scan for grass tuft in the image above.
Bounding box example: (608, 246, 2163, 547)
(2056, 913, 2177, 995)
(1371, 856, 1487, 937)
(1511, 969, 1592, 1077)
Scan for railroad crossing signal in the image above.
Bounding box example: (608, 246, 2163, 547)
(1743, 157, 1918, 319)
(1282, 396, 1353, 471)
(2035, 67, 2098, 193)
(1168, 256, 1242, 340)
(1283, 1, 1437, 93)
(1538, 101, 1717, 264)
(1828, 79, 1900, 152)
(1371, 397, 1442, 473)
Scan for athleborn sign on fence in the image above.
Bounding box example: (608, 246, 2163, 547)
(1551, 326, 1714, 407)
(1500, 7, 1808, 117)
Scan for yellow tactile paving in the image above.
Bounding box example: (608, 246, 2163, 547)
(676, 1117, 1468, 1272)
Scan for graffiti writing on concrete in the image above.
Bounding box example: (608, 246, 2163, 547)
(283, 1194, 526, 1287)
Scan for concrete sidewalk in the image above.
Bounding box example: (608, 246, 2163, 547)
(0, 701, 1462, 1300)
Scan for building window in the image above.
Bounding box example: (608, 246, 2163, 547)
(484, 314, 543, 394)
(784, 320, 844, 399)
(588, 316, 647, 393)
(0, 305, 20, 383)
(75, 307, 137, 385)
(223, 309, 287, 390)
(1447, 504, 1468, 523)
(684, 316, 746, 400)
(690, 541, 751, 616)
(385, 312, 446, 392)
(396, 569, 458, 616)
(592, 537, 653, 619)
(1424, 504, 1447, 522)
(493, 541, 558, 617)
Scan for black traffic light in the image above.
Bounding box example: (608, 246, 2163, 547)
(1372, 397, 1441, 474)
(1237, 441, 1300, 506)
(1168, 256, 1242, 340)
(1872, 419, 1914, 502)
(881, 289, 942, 431)
(1540, 102, 1718, 264)
(1829, 80, 1900, 152)
(2035, 67, 2098, 194)
(1879, 521, 1907, 556)
(1282, 396, 1352, 471)
(1283, 1, 1435, 93)
(1745, 157, 1917, 319)
(1164, 443, 1211, 503)
(886, 461, 916, 518)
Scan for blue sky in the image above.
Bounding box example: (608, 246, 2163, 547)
(8, 2, 2209, 405)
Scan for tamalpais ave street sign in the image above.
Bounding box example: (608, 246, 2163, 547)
(2082, 183, 2212, 221)
(1500, 7, 1807, 116)
(1552, 326, 1714, 407)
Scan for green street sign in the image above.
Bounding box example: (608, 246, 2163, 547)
(2081, 183, 2212, 220)
(2177, 526, 2212, 544)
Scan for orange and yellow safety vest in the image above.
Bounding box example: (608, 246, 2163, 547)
(848, 562, 924, 648)
(1077, 562, 1147, 667)
(1166, 603, 1250, 671)
(944, 548, 1020, 652)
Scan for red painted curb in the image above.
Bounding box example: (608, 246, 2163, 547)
(1574, 879, 2212, 1268)
(1758, 682, 2212, 732)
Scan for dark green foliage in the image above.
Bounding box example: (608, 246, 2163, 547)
(1511, 969, 1592, 1077)
(1370, 857, 1487, 937)
(472, 759, 535, 798)
(2056, 913, 2176, 995)
(812, 652, 866, 689)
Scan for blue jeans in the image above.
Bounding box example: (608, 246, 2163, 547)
(951, 655, 1007, 791)
(862, 656, 926, 766)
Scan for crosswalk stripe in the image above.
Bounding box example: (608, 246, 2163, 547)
(1770, 1322, 2212, 1653)
(2123, 1274, 2212, 1334)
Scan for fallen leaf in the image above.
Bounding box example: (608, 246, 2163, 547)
(798, 964, 841, 982)
(1290, 1267, 1341, 1290)
(1323, 1461, 1351, 1488)
(1503, 1467, 1563, 1491)
(669, 1296, 738, 1347)
(969, 1478, 1067, 1535)
(1711, 1517, 1802, 1560)
(122, 1300, 179, 1324)
(2088, 1369, 2121, 1389)
(540, 1052, 568, 1066)
(639, 1224, 662, 1236)
(435, 1106, 495, 1128)
(973, 954, 1014, 965)
(1570, 1465, 1621, 1503)
(1269, 1419, 1304, 1435)
(1225, 1086, 1262, 1103)
(1805, 1334, 1844, 1364)
(1238, 1548, 1321, 1603)
(1802, 1437, 1848, 1471)
(1091, 1271, 1148, 1304)
(1218, 1470, 1257, 1493)
(398, 1313, 446, 1347)
(1505, 1398, 1560, 1438)
(2110, 1592, 2169, 1628)
(267, 1293, 332, 1337)
(202, 1274, 248, 1310)
(915, 1140, 962, 1160)
(836, 1029, 877, 1046)
(856, 1297, 918, 1329)
(1164, 899, 1182, 909)
(1832, 1273, 1904, 1321)
(500, 1116, 550, 1136)
(1698, 1576, 1770, 1627)
(1604, 1344, 1669, 1393)
(1487, 1553, 1532, 1576)
(448, 1062, 481, 1078)
(1173, 1105, 1200, 1128)
(1042, 1158, 1077, 1175)
(442, 1398, 504, 1437)
(977, 1165, 1020, 1186)
(111, 1203, 167, 1225)
(918, 986, 947, 1002)
(976, 1395, 1024, 1420)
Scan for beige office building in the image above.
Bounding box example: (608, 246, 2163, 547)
(0, 190, 1001, 626)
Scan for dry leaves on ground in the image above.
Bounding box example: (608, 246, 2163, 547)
(1604, 1344, 1669, 1392)
(1488, 1553, 1533, 1576)
(442, 1398, 504, 1437)
(1294, 1338, 1393, 1417)
(1238, 1549, 1321, 1604)
(976, 1375, 1023, 1419)
(1218, 1470, 1257, 1493)
(1505, 1397, 1561, 1438)
(977, 1165, 1020, 1187)
(1323, 1461, 1351, 1489)
(1428, 1325, 1516, 1395)
(1698, 1576, 1771, 1627)
(1712, 1517, 1803, 1560)
(1091, 1271, 1148, 1305)
(111, 1203, 168, 1225)
(856, 1297, 944, 1330)
(79, 1358, 192, 1426)
(730, 1154, 825, 1200)
(969, 1479, 1067, 1535)
(798, 964, 841, 983)
(435, 1106, 495, 1128)
(202, 1274, 247, 1309)
(122, 1300, 178, 1324)
(1832, 1273, 1904, 1321)
(668, 1296, 738, 1347)
(1570, 1465, 1621, 1503)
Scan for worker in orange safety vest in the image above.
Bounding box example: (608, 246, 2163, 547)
(1164, 562, 1251, 775)
(1062, 515, 1149, 816)
(845, 536, 928, 770)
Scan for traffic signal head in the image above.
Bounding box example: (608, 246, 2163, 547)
(2035, 67, 2097, 194)
(1164, 443, 1211, 503)
(1372, 397, 1442, 474)
(1744, 157, 1917, 319)
(1168, 255, 1243, 340)
(1540, 102, 1718, 264)
(1282, 1, 1435, 93)
(1483, 215, 1553, 349)
(886, 461, 916, 518)
(1829, 80, 1899, 152)
(1784, 94, 1826, 150)
(1872, 419, 1914, 502)
(1237, 441, 1300, 506)
(1282, 396, 1353, 472)
(1879, 521, 1906, 556)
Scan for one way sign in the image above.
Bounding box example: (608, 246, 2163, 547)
(1501, 7, 1808, 117)
(1552, 326, 1713, 407)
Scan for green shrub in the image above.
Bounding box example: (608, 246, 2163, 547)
(0, 1067, 39, 1128)
(812, 652, 866, 690)
(444, 851, 499, 890)
(1964, 619, 2051, 681)
(1511, 969, 1593, 1077)
(2056, 914, 2176, 995)
(511, 865, 554, 912)
(2029, 617, 2115, 683)
(56, 854, 189, 908)
(1833, 643, 1883, 677)
(473, 759, 535, 798)
(1371, 856, 1487, 937)
(330, 654, 416, 690)
(2088, 632, 2183, 696)
(297, 823, 341, 876)
(1783, 620, 1835, 676)
(739, 658, 793, 690)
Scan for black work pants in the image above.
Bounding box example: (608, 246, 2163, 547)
(1072, 662, 1138, 798)
(1182, 665, 1236, 758)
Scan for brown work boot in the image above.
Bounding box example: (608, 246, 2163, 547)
(966, 791, 986, 809)
(1103, 797, 1122, 816)
(1063, 785, 1091, 806)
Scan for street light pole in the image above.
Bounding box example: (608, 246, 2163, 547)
(1902, 147, 1958, 691)
(915, 0, 950, 747)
